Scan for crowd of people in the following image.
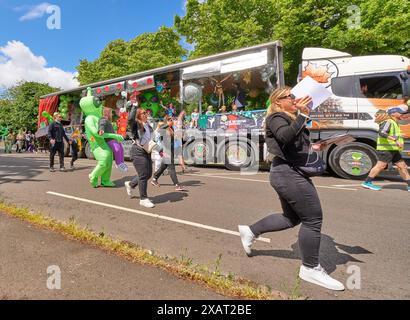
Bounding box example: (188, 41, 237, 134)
(2, 129, 42, 154)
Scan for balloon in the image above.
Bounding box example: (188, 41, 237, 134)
(42, 111, 53, 123)
(209, 94, 219, 107)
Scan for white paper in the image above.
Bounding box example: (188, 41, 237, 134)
(291, 76, 332, 110)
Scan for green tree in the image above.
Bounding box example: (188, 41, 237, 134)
(0, 82, 59, 132)
(76, 26, 187, 85)
(175, 0, 410, 84)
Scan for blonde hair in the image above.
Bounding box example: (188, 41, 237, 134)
(156, 121, 164, 130)
(266, 86, 296, 120)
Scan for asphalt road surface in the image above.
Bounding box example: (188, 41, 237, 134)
(0, 213, 225, 300)
(0, 153, 409, 300)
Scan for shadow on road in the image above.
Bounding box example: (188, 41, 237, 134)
(251, 234, 372, 274)
(0, 156, 49, 185)
(151, 192, 189, 204)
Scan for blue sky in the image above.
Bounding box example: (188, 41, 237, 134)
(0, 0, 189, 89)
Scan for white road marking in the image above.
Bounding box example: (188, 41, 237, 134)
(46, 191, 271, 244)
(185, 173, 358, 191)
(332, 182, 400, 187)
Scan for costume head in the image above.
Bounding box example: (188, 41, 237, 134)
(140, 91, 160, 118)
(80, 87, 103, 118)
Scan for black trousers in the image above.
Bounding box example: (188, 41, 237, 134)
(50, 142, 65, 168)
(153, 163, 179, 185)
(250, 163, 323, 268)
(130, 147, 152, 199)
(70, 141, 78, 166)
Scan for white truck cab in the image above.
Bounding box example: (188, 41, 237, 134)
(300, 48, 410, 179)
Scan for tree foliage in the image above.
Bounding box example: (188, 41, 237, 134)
(175, 0, 410, 84)
(76, 26, 187, 85)
(0, 82, 59, 131)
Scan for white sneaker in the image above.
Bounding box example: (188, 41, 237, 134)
(299, 264, 345, 291)
(140, 198, 155, 208)
(124, 181, 133, 198)
(238, 225, 256, 255)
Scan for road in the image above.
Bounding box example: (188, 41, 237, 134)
(0, 153, 409, 300)
(0, 213, 225, 300)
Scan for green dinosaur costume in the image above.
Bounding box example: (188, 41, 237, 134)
(140, 91, 161, 118)
(79, 88, 124, 188)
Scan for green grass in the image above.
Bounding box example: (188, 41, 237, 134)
(0, 200, 288, 300)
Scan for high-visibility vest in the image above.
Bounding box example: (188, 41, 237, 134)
(377, 119, 404, 151)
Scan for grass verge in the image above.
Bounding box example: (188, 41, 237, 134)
(0, 200, 287, 300)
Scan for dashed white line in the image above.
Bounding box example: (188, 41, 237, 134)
(46, 191, 271, 244)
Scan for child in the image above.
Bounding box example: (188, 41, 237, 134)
(218, 105, 227, 113)
(190, 108, 200, 128)
(69, 128, 80, 170)
(205, 105, 215, 116)
(4, 129, 14, 154)
(161, 101, 176, 117)
(152, 121, 165, 173)
(99, 107, 128, 173)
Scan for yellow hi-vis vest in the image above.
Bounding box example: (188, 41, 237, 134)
(377, 119, 404, 151)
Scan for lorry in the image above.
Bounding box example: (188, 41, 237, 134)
(37, 41, 410, 179)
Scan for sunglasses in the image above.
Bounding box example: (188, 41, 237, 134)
(279, 94, 295, 100)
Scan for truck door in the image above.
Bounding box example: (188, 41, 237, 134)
(355, 72, 406, 133)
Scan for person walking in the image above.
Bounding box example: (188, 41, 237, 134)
(69, 129, 80, 170)
(16, 130, 25, 153)
(124, 105, 155, 208)
(4, 129, 14, 153)
(48, 112, 70, 172)
(361, 104, 410, 192)
(151, 116, 187, 191)
(238, 87, 345, 291)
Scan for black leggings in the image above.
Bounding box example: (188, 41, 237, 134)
(250, 164, 323, 268)
(153, 163, 179, 186)
(130, 149, 152, 199)
(70, 141, 78, 166)
(50, 142, 65, 168)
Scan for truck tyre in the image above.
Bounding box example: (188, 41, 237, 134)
(183, 139, 214, 165)
(328, 142, 377, 180)
(84, 141, 94, 160)
(223, 140, 257, 171)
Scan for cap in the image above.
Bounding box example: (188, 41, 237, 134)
(53, 112, 61, 117)
(387, 104, 409, 115)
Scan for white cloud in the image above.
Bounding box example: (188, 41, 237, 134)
(15, 2, 52, 21)
(0, 40, 79, 90)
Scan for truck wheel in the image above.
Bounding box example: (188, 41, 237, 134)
(328, 142, 377, 180)
(84, 141, 94, 160)
(184, 139, 214, 165)
(224, 141, 257, 171)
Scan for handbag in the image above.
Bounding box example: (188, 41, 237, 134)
(141, 140, 158, 154)
(293, 149, 326, 177)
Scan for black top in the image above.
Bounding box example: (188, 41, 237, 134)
(47, 121, 69, 143)
(265, 112, 310, 166)
(128, 105, 153, 142)
(99, 118, 115, 142)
